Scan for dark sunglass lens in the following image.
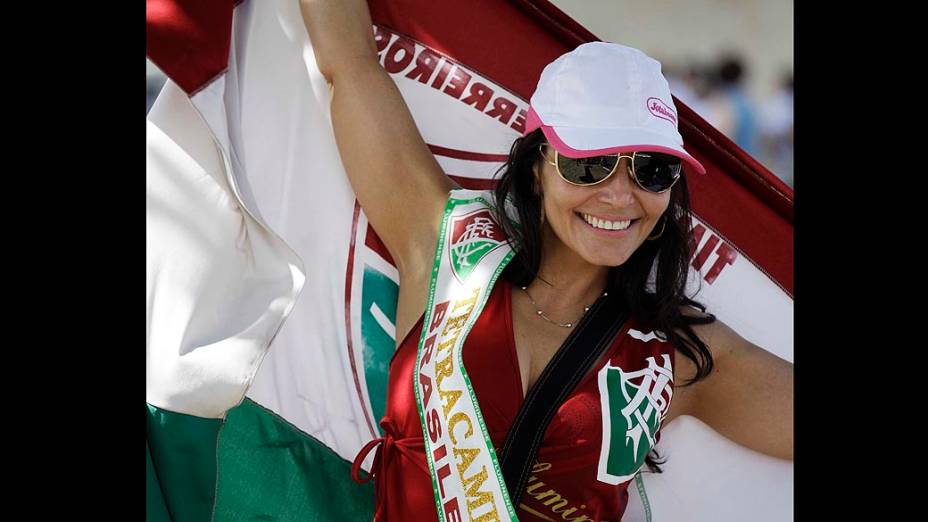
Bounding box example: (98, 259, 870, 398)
(633, 152, 682, 192)
(557, 154, 617, 184)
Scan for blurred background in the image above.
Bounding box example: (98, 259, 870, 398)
(548, 0, 794, 187)
(147, 0, 793, 187)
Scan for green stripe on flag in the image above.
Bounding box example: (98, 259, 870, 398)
(147, 437, 173, 522)
(213, 398, 375, 521)
(147, 403, 222, 522)
(361, 264, 399, 429)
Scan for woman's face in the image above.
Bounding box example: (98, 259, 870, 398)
(536, 147, 672, 267)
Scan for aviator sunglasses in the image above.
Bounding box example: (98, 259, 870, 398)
(540, 144, 683, 194)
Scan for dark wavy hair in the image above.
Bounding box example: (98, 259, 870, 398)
(492, 129, 717, 473)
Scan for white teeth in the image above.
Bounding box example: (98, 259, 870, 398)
(582, 213, 632, 231)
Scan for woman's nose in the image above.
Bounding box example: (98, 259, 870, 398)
(597, 157, 637, 203)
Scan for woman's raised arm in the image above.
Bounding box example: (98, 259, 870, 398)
(298, 0, 454, 275)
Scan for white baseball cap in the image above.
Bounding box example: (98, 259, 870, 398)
(524, 42, 706, 175)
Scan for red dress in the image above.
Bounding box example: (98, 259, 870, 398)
(353, 278, 675, 522)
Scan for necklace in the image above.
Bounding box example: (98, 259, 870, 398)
(520, 286, 607, 328)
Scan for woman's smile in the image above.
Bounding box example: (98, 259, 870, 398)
(576, 211, 640, 235)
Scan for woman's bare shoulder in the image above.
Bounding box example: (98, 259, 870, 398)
(677, 304, 737, 359)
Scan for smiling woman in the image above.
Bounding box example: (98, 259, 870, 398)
(298, 0, 793, 520)
(537, 144, 673, 267)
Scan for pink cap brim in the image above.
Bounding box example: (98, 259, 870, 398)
(524, 106, 706, 175)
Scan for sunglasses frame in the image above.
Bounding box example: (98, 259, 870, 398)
(539, 144, 681, 194)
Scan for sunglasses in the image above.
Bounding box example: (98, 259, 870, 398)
(540, 144, 683, 194)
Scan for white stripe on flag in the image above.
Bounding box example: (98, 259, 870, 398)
(370, 302, 396, 341)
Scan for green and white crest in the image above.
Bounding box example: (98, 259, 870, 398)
(447, 208, 507, 283)
(597, 354, 673, 484)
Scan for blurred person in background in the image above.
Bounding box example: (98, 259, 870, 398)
(758, 71, 794, 186)
(665, 61, 712, 122)
(704, 54, 759, 155)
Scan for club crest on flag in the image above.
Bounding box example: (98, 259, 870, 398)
(448, 209, 507, 283)
(597, 354, 673, 485)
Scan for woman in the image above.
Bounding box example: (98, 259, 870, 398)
(299, 1, 793, 520)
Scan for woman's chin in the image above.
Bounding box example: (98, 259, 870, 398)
(579, 248, 634, 268)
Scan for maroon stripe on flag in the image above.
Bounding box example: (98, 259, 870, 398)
(446, 175, 498, 190)
(364, 224, 395, 265)
(427, 144, 509, 163)
(146, 0, 236, 95)
(345, 201, 380, 440)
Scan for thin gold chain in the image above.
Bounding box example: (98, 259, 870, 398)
(520, 286, 606, 328)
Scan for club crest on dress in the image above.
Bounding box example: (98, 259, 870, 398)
(448, 209, 506, 283)
(596, 354, 673, 485)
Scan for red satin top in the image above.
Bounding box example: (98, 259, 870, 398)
(352, 278, 675, 522)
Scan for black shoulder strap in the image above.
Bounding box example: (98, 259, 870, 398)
(498, 290, 626, 508)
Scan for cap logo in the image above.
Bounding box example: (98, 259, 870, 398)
(647, 97, 677, 125)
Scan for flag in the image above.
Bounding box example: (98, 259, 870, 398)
(146, 1, 793, 520)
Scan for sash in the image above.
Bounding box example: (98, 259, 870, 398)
(413, 189, 519, 522)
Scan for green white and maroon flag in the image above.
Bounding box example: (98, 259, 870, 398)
(146, 0, 793, 520)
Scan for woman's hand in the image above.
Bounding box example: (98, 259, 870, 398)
(667, 316, 794, 461)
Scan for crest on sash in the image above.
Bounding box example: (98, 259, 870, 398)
(448, 209, 506, 283)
